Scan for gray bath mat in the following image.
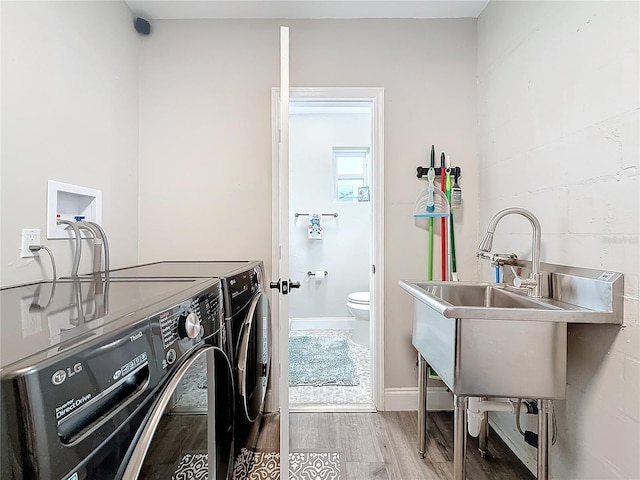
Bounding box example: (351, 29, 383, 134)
(289, 335, 359, 386)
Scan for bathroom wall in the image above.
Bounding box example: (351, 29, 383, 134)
(477, 2, 639, 478)
(137, 19, 478, 392)
(1, 1, 140, 286)
(289, 111, 371, 319)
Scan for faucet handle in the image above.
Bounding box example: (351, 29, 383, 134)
(476, 251, 492, 260)
(491, 253, 518, 266)
(508, 266, 538, 292)
(513, 276, 538, 289)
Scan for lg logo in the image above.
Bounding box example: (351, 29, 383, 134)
(51, 363, 82, 385)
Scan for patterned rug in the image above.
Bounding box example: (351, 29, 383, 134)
(290, 451, 342, 479)
(232, 449, 280, 479)
(289, 335, 359, 386)
(173, 452, 208, 480)
(174, 449, 342, 480)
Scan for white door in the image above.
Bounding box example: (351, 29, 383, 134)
(272, 28, 385, 476)
(273, 25, 291, 480)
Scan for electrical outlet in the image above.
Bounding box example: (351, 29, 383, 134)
(21, 229, 41, 258)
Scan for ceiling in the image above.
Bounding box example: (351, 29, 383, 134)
(125, 1, 490, 20)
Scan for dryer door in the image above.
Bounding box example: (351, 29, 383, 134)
(122, 346, 235, 480)
(237, 291, 271, 422)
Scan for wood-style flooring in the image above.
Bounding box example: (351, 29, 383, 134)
(138, 410, 535, 479)
(261, 411, 535, 480)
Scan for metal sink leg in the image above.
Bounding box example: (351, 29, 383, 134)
(454, 395, 468, 480)
(478, 409, 489, 458)
(417, 355, 429, 458)
(538, 399, 552, 480)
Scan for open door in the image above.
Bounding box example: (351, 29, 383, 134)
(272, 29, 385, 477)
(271, 25, 290, 480)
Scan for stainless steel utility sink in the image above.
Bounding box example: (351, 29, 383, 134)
(399, 263, 623, 399)
(400, 281, 565, 320)
(404, 209, 625, 480)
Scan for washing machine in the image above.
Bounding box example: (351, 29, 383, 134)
(82, 261, 272, 455)
(127, 278, 235, 480)
(0, 275, 232, 480)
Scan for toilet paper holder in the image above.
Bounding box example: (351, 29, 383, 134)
(307, 270, 328, 276)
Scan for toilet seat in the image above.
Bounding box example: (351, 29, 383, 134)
(347, 291, 370, 306)
(347, 291, 370, 347)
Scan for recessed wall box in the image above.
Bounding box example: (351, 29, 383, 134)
(47, 180, 102, 239)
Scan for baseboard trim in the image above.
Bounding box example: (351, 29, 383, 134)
(290, 317, 355, 331)
(384, 387, 453, 411)
(265, 387, 453, 413)
(290, 403, 376, 413)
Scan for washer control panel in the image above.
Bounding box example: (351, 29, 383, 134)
(150, 281, 222, 376)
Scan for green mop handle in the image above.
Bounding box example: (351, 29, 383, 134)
(428, 218, 434, 280)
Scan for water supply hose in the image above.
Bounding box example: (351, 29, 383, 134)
(57, 219, 82, 276)
(87, 221, 110, 272)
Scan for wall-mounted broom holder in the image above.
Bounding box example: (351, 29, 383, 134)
(413, 162, 460, 282)
(416, 166, 461, 179)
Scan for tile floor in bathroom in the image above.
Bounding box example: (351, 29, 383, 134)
(289, 329, 373, 407)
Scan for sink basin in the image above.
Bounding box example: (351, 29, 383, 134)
(400, 280, 568, 398)
(397, 281, 598, 323)
(400, 276, 624, 323)
(428, 283, 553, 309)
(399, 266, 623, 399)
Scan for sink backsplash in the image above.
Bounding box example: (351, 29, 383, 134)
(502, 261, 623, 321)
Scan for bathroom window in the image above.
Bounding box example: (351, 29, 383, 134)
(333, 147, 370, 202)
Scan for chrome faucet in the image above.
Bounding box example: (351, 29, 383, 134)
(477, 208, 542, 298)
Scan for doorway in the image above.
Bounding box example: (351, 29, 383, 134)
(288, 99, 374, 411)
(271, 87, 384, 415)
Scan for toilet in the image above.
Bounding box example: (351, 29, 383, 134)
(347, 291, 370, 346)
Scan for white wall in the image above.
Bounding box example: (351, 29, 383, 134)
(477, 2, 639, 478)
(289, 112, 371, 318)
(1, 1, 140, 286)
(137, 18, 478, 390)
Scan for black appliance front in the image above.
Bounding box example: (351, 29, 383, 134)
(76, 260, 272, 424)
(127, 282, 235, 480)
(128, 346, 235, 480)
(228, 281, 271, 423)
(73, 261, 272, 461)
(1, 319, 157, 480)
(0, 278, 233, 480)
(220, 266, 271, 462)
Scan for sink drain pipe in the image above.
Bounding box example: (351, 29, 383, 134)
(467, 397, 519, 437)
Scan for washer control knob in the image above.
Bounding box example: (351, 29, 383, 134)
(178, 312, 201, 339)
(166, 349, 177, 364)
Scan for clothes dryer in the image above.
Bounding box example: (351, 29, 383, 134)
(0, 276, 230, 479)
(83, 261, 272, 457)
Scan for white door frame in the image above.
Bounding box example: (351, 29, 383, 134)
(270, 86, 385, 412)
